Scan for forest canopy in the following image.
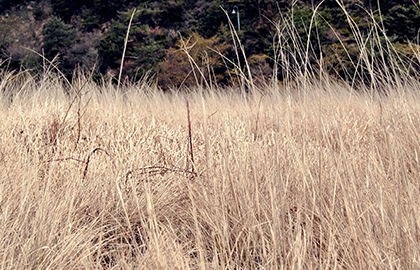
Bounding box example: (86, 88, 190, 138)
(1, 0, 419, 89)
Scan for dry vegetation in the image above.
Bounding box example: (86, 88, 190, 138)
(1, 2, 420, 268)
(0, 73, 420, 269)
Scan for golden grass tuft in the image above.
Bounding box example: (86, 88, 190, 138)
(0, 76, 419, 269)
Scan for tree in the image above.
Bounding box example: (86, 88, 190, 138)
(51, 0, 86, 23)
(42, 16, 79, 77)
(196, 1, 226, 38)
(98, 6, 177, 81)
(81, 8, 100, 31)
(383, 4, 420, 43)
(43, 17, 79, 58)
(156, 33, 231, 89)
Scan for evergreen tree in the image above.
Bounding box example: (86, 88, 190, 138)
(42, 16, 79, 77)
(43, 17, 79, 59)
(383, 4, 420, 43)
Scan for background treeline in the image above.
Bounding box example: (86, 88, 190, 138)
(0, 0, 419, 89)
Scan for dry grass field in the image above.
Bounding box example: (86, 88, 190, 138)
(0, 73, 420, 269)
(2, 4, 420, 267)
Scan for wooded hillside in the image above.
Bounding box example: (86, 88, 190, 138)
(1, 0, 419, 89)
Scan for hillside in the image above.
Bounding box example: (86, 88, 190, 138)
(1, 0, 420, 89)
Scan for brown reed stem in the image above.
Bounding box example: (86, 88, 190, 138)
(185, 95, 194, 175)
(83, 147, 116, 179)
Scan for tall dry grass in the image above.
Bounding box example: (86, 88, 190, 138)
(1, 2, 420, 269)
(0, 75, 420, 269)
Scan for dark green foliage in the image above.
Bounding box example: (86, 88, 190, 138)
(98, 29, 125, 70)
(131, 29, 168, 79)
(51, 0, 85, 23)
(97, 8, 174, 80)
(91, 0, 133, 22)
(292, 5, 333, 50)
(42, 16, 79, 78)
(43, 17, 79, 59)
(383, 4, 420, 43)
(196, 3, 226, 38)
(33, 6, 46, 21)
(81, 8, 100, 31)
(159, 1, 184, 28)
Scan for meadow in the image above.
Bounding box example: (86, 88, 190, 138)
(0, 73, 419, 269)
(1, 3, 420, 268)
